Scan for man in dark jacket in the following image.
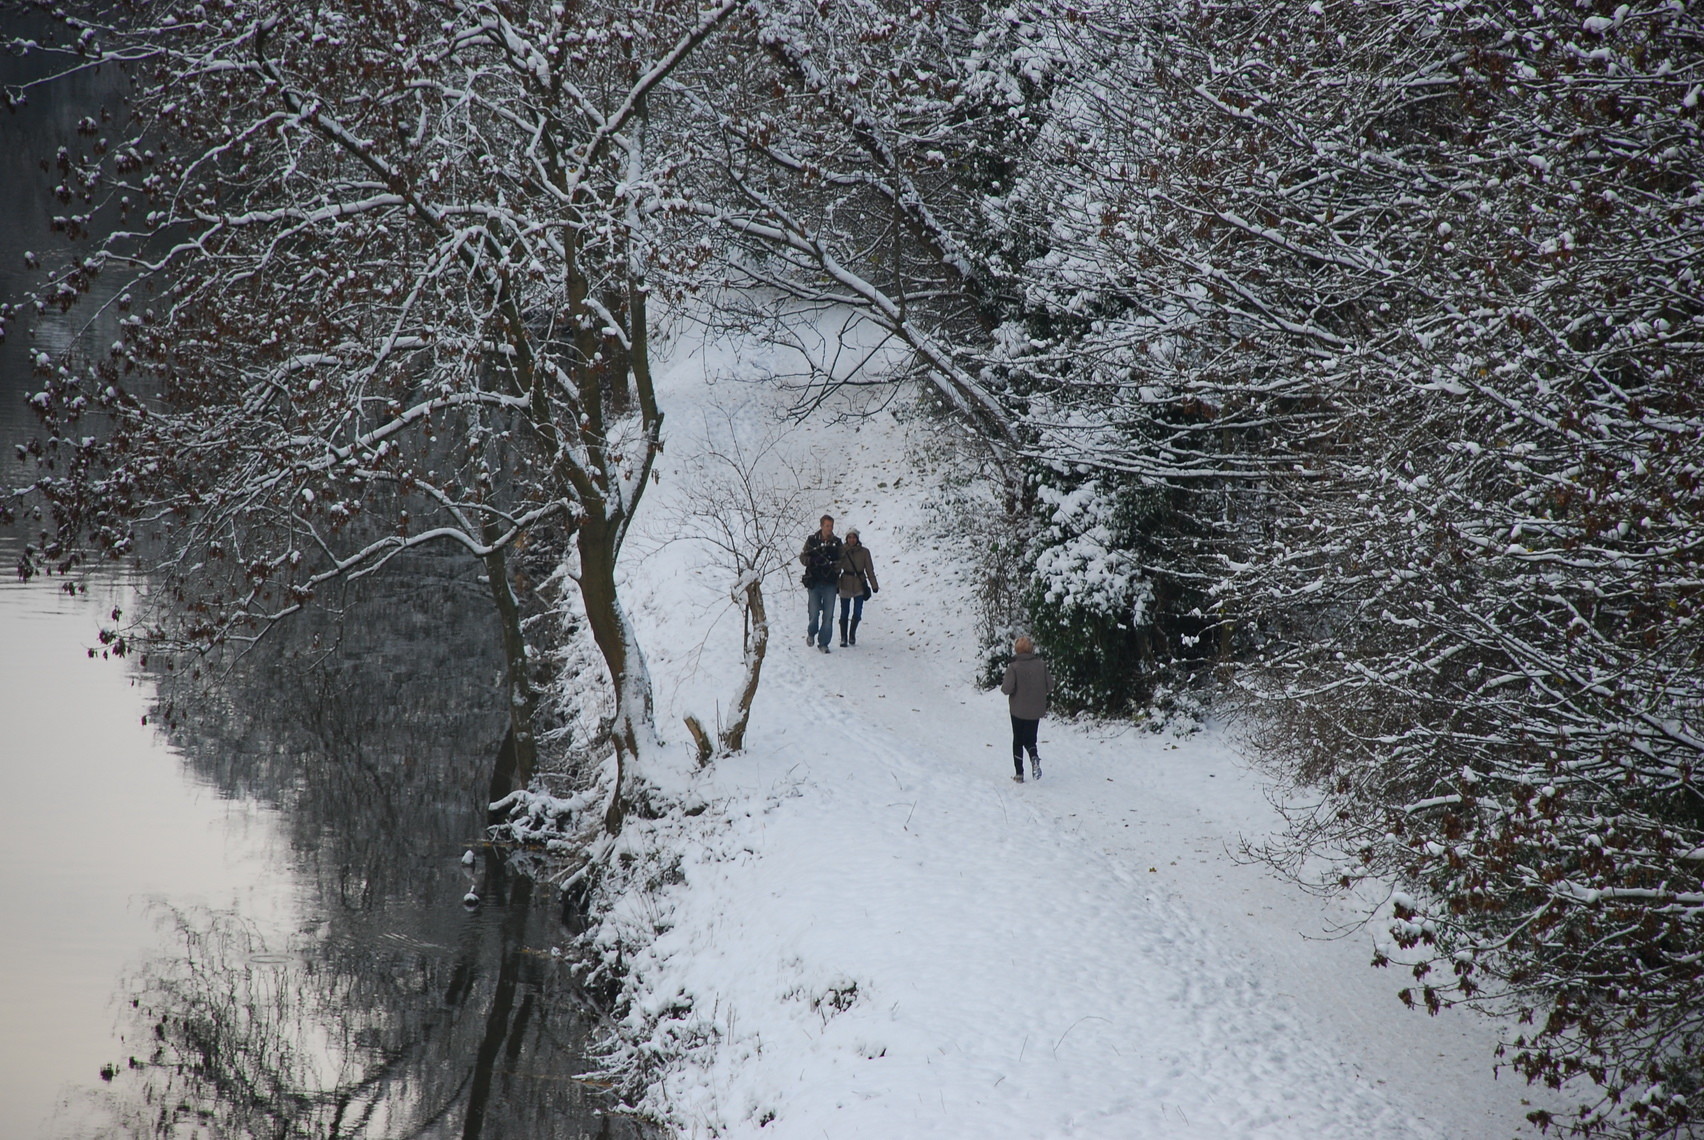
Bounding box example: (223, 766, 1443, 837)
(1000, 636, 1052, 782)
(799, 514, 843, 653)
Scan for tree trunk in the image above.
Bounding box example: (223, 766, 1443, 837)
(682, 713, 714, 765)
(486, 726, 520, 826)
(575, 514, 655, 833)
(719, 577, 769, 754)
(1216, 598, 1235, 682)
(481, 530, 538, 791)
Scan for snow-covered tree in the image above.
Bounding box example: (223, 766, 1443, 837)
(670, 0, 1024, 450)
(668, 1, 1204, 699)
(3, 0, 742, 829)
(911, 0, 1344, 701)
(1188, 0, 1704, 1133)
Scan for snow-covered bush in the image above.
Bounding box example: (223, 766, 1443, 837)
(1020, 474, 1168, 711)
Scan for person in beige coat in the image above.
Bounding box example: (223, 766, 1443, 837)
(1000, 636, 1052, 782)
(835, 529, 879, 647)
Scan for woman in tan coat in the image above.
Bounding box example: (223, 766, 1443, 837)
(835, 529, 879, 647)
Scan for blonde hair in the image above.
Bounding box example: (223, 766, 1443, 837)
(1013, 636, 1034, 654)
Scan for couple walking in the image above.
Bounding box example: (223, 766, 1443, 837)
(799, 514, 879, 653)
(799, 515, 1053, 784)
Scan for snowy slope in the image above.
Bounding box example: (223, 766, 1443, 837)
(588, 336, 1554, 1139)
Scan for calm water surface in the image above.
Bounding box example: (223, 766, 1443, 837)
(1, 22, 639, 1140)
(0, 561, 296, 1137)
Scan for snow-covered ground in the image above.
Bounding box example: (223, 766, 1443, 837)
(578, 331, 1555, 1138)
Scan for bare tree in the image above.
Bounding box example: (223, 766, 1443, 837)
(668, 409, 821, 760)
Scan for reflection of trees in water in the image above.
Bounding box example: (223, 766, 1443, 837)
(153, 550, 508, 906)
(107, 881, 629, 1140)
(83, 555, 645, 1139)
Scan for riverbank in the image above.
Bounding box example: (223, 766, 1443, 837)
(556, 339, 1556, 1139)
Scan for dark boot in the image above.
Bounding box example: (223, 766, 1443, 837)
(1013, 756, 1025, 783)
(848, 617, 860, 646)
(838, 617, 849, 647)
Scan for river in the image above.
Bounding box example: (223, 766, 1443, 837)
(0, 23, 642, 1140)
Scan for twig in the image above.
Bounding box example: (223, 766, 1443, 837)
(1051, 1015, 1111, 1058)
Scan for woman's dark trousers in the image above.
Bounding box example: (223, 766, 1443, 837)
(1011, 716, 1039, 776)
(837, 594, 865, 645)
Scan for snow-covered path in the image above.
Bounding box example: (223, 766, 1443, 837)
(606, 356, 1549, 1138)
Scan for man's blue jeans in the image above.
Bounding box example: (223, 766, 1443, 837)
(806, 583, 837, 648)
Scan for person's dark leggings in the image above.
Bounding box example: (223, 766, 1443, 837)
(837, 594, 865, 644)
(1011, 716, 1039, 775)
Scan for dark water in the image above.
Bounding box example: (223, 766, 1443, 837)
(0, 22, 642, 1140)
